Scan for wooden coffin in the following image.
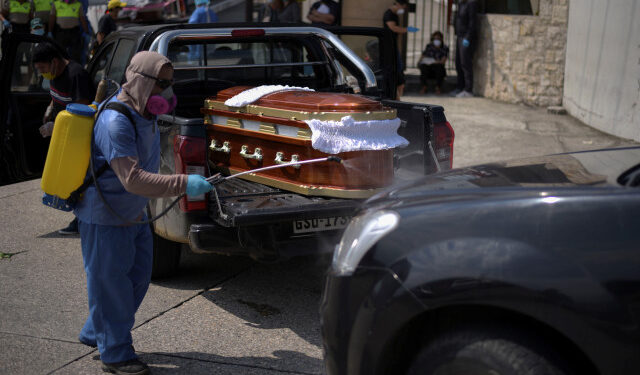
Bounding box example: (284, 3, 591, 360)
(201, 86, 399, 198)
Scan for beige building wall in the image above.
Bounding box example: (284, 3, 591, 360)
(341, 0, 393, 27)
(563, 0, 640, 142)
(473, 0, 570, 107)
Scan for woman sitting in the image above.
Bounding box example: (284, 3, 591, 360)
(418, 31, 449, 94)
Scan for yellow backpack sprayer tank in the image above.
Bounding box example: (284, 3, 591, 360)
(41, 103, 97, 210)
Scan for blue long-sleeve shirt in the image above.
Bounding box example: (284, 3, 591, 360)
(188, 6, 218, 24)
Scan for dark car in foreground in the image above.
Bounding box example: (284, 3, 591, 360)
(320, 146, 640, 375)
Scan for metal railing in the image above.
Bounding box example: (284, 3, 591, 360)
(149, 26, 378, 88)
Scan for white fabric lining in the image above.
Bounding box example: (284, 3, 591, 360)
(224, 85, 315, 107)
(305, 116, 409, 154)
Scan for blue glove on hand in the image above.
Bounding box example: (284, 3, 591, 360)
(407, 26, 419, 33)
(462, 38, 470, 48)
(2, 20, 11, 28)
(186, 175, 212, 196)
(47, 31, 53, 38)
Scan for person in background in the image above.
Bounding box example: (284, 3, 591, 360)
(187, 0, 217, 62)
(28, 18, 46, 89)
(453, 0, 478, 98)
(306, 0, 338, 26)
(74, 51, 212, 375)
(0, 0, 33, 33)
(96, 0, 124, 46)
(32, 0, 51, 32)
(382, 0, 418, 98)
(268, 0, 301, 23)
(188, 0, 217, 24)
(418, 30, 448, 94)
(48, 0, 89, 63)
(30, 15, 44, 34)
(33, 42, 95, 235)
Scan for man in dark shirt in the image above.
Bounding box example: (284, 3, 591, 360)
(33, 42, 95, 235)
(382, 0, 418, 98)
(453, 0, 478, 97)
(96, 0, 124, 46)
(307, 0, 338, 26)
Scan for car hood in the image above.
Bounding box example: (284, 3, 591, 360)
(367, 147, 640, 205)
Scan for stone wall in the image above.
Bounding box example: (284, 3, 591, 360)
(473, 0, 569, 107)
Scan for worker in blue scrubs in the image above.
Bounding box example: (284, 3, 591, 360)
(73, 51, 212, 375)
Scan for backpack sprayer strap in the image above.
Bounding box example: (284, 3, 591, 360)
(66, 102, 137, 207)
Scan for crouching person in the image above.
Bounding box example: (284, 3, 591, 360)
(73, 51, 213, 375)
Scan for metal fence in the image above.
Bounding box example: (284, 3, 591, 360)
(405, 0, 456, 73)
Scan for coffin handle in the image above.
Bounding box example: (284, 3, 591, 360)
(240, 145, 263, 161)
(274, 152, 300, 169)
(210, 139, 231, 154)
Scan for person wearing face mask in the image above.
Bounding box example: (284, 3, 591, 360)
(418, 30, 449, 94)
(382, 0, 418, 98)
(71, 51, 212, 375)
(33, 42, 95, 235)
(27, 18, 46, 89)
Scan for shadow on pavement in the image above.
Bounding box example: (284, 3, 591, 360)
(141, 350, 323, 374)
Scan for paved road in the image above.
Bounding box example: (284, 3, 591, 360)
(1, 96, 636, 374)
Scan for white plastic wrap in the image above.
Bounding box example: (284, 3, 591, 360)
(224, 85, 314, 107)
(305, 116, 409, 154)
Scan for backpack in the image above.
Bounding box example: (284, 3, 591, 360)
(42, 101, 137, 211)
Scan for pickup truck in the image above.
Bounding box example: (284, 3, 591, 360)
(0, 24, 454, 277)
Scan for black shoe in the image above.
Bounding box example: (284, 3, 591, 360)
(58, 218, 78, 235)
(101, 359, 149, 375)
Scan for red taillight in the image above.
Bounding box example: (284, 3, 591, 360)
(433, 121, 455, 170)
(231, 29, 265, 37)
(174, 135, 208, 212)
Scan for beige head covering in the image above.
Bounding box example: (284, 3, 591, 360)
(117, 51, 172, 115)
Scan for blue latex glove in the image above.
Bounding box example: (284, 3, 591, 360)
(186, 175, 213, 196)
(462, 38, 470, 48)
(407, 26, 419, 33)
(47, 31, 53, 38)
(2, 19, 11, 29)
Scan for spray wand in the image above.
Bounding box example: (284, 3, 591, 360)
(205, 156, 343, 185)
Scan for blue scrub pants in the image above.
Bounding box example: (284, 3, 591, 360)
(77, 220, 153, 363)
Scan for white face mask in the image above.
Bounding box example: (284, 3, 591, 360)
(396, 8, 405, 15)
(433, 39, 442, 47)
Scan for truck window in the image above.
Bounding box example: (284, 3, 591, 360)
(106, 39, 136, 84)
(324, 36, 385, 95)
(10, 41, 47, 93)
(168, 39, 321, 88)
(90, 42, 115, 88)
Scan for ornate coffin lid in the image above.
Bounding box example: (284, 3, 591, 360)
(204, 86, 397, 121)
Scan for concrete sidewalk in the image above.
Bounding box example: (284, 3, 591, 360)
(400, 93, 638, 168)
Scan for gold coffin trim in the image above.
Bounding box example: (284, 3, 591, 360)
(205, 101, 397, 122)
(222, 166, 381, 199)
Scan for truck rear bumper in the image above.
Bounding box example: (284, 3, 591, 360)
(188, 222, 345, 261)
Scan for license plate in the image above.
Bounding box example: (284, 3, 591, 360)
(293, 216, 351, 234)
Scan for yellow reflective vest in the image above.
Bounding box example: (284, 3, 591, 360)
(33, 0, 51, 12)
(53, 0, 80, 18)
(9, 0, 32, 14)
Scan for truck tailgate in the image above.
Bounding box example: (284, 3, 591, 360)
(209, 178, 361, 227)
